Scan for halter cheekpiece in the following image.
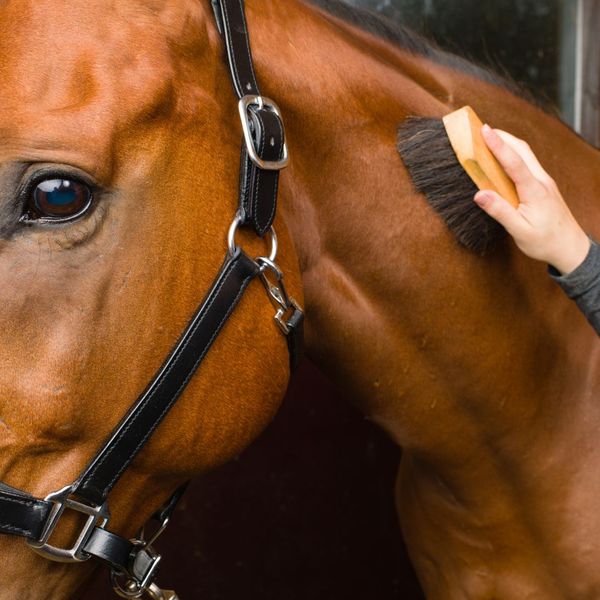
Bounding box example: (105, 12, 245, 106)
(0, 1, 303, 597)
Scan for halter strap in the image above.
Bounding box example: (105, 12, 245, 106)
(211, 0, 260, 97)
(212, 0, 288, 236)
(0, 483, 50, 540)
(74, 250, 259, 506)
(0, 1, 303, 597)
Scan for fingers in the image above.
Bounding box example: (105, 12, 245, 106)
(475, 125, 586, 269)
(481, 125, 546, 198)
(492, 129, 551, 183)
(474, 190, 528, 238)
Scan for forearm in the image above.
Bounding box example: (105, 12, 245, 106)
(549, 240, 600, 336)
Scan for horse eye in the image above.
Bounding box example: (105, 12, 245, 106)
(25, 178, 92, 221)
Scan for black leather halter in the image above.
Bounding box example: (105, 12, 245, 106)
(0, 1, 303, 597)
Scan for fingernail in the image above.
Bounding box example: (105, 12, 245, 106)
(482, 124, 493, 136)
(474, 191, 492, 205)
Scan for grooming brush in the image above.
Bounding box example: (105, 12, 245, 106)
(442, 106, 519, 208)
(397, 105, 520, 254)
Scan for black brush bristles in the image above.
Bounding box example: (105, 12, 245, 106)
(397, 117, 505, 255)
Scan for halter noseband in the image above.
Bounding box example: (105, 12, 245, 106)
(0, 2, 303, 597)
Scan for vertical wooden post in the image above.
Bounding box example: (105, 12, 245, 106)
(580, 0, 600, 146)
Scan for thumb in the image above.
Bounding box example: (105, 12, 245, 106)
(474, 190, 526, 237)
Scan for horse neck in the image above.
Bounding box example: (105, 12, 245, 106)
(242, 0, 453, 297)
(242, 0, 600, 427)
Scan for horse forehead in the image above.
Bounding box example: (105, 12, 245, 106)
(0, 0, 206, 174)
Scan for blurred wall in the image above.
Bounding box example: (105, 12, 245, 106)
(87, 361, 424, 599)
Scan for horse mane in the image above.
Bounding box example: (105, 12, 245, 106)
(307, 0, 547, 254)
(306, 0, 544, 107)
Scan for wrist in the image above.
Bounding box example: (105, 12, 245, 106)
(548, 229, 591, 275)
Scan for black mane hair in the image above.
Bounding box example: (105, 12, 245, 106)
(306, 0, 542, 106)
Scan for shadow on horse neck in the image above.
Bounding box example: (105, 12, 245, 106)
(0, 0, 600, 598)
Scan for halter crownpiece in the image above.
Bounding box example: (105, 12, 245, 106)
(0, 1, 303, 597)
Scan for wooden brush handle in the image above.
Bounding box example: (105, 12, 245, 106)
(443, 106, 520, 208)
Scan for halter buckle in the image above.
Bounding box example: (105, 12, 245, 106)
(238, 95, 289, 170)
(27, 485, 109, 562)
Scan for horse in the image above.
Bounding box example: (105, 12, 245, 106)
(1, 0, 599, 598)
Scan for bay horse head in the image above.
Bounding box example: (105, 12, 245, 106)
(3, 0, 600, 597)
(0, 0, 303, 597)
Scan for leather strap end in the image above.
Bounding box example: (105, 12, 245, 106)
(285, 307, 305, 372)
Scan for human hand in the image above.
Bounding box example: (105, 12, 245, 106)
(474, 125, 590, 275)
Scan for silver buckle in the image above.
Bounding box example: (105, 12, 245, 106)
(27, 485, 109, 562)
(238, 95, 289, 170)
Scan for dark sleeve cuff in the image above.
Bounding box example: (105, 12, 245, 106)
(548, 238, 600, 298)
(548, 238, 600, 335)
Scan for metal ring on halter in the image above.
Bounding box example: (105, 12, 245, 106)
(256, 256, 282, 279)
(110, 537, 163, 599)
(227, 213, 278, 262)
(112, 573, 177, 600)
(111, 570, 145, 599)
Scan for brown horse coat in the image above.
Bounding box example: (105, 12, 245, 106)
(0, 0, 599, 598)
